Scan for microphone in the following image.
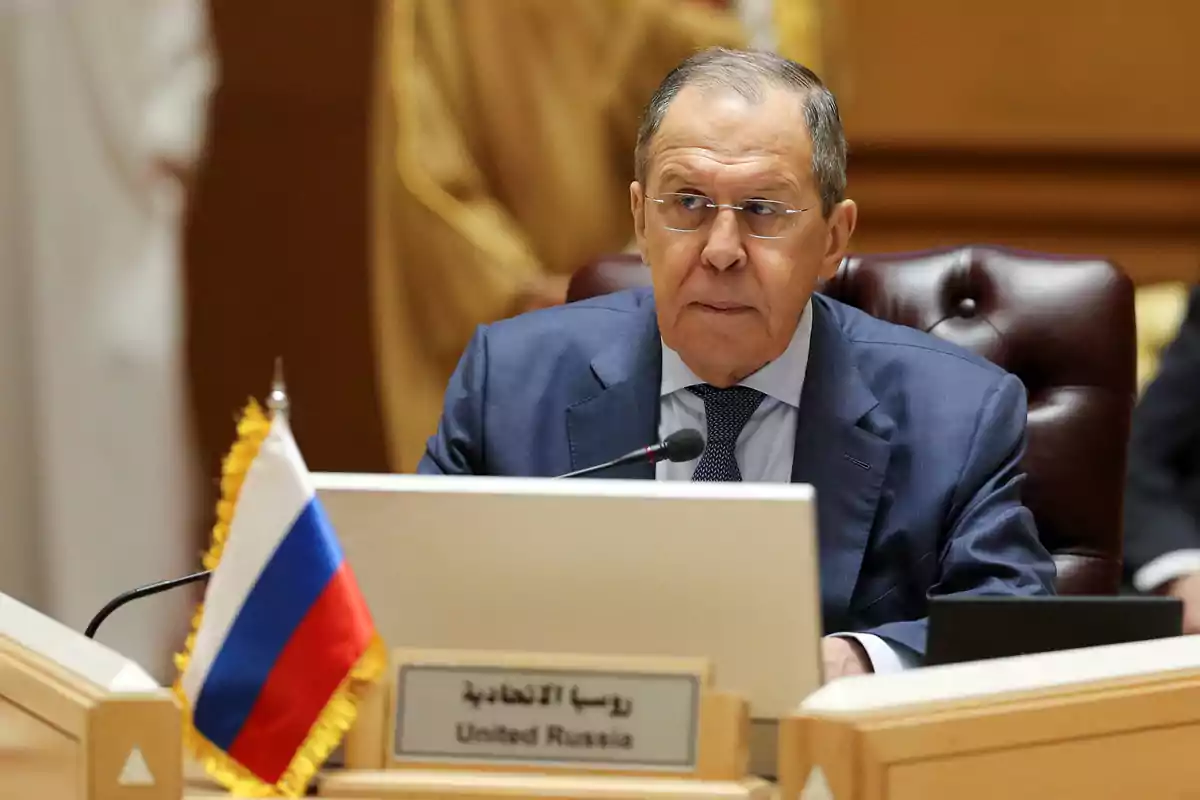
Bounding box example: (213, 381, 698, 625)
(555, 428, 704, 479)
(84, 569, 211, 639)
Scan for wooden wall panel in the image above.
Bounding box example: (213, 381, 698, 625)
(829, 0, 1200, 150)
(823, 0, 1200, 284)
(184, 0, 388, 542)
(846, 147, 1200, 285)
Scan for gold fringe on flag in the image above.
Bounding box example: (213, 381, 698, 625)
(172, 400, 388, 798)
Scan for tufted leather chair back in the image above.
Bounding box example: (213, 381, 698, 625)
(567, 245, 1136, 594)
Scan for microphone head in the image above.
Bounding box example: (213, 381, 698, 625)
(663, 428, 704, 463)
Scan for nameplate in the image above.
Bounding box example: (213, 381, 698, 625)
(389, 650, 708, 772)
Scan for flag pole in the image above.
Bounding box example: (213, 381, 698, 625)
(267, 356, 289, 420)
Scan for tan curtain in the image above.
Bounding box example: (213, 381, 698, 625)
(1135, 283, 1189, 394)
(370, 0, 745, 472)
(772, 0, 824, 73)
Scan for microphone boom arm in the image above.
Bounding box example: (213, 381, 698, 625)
(554, 429, 703, 479)
(84, 569, 212, 639)
(553, 449, 653, 479)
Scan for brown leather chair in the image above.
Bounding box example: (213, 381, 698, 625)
(568, 245, 1136, 595)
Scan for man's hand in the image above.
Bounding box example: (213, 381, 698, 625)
(1164, 572, 1200, 634)
(821, 636, 873, 682)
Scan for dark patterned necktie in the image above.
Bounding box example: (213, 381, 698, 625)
(687, 385, 765, 481)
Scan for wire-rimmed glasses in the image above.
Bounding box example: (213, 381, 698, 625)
(650, 192, 808, 239)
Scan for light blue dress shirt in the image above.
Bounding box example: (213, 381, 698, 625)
(655, 300, 908, 674)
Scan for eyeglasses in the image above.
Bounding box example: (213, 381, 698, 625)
(650, 192, 809, 239)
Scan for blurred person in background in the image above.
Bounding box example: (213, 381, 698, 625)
(0, 0, 215, 679)
(370, 0, 751, 472)
(1126, 285, 1200, 634)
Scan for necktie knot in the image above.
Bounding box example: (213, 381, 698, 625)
(687, 385, 765, 481)
(687, 385, 765, 443)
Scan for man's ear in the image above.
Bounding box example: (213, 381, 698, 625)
(631, 180, 649, 263)
(820, 198, 858, 279)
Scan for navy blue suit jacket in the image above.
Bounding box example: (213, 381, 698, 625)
(419, 288, 1056, 660)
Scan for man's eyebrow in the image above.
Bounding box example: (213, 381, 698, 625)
(658, 170, 799, 195)
(658, 169, 703, 186)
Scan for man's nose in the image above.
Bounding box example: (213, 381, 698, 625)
(700, 208, 746, 272)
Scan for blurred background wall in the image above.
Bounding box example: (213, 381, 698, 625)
(185, 0, 390, 511)
(829, 0, 1200, 286)
(2, 0, 1198, 676)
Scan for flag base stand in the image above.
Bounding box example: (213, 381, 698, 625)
(319, 769, 772, 799)
(328, 647, 772, 800)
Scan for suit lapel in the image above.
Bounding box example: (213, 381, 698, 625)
(792, 296, 892, 622)
(565, 295, 662, 479)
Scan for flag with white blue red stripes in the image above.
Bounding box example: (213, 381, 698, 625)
(175, 402, 385, 797)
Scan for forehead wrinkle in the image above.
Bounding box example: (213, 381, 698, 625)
(655, 151, 807, 197)
(652, 127, 802, 165)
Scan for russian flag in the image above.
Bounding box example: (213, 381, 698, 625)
(176, 404, 384, 796)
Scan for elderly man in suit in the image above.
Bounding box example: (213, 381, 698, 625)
(419, 48, 1056, 680)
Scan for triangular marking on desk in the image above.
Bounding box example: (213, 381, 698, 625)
(800, 764, 834, 800)
(117, 745, 155, 787)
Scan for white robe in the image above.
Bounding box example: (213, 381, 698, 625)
(0, 0, 215, 680)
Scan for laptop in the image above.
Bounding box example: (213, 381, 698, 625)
(313, 472, 825, 777)
(925, 594, 1184, 666)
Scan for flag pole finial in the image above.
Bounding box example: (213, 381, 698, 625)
(267, 357, 289, 418)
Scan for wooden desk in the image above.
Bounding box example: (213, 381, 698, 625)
(0, 634, 180, 800)
(780, 636, 1200, 799)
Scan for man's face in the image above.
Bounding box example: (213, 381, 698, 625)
(631, 84, 857, 387)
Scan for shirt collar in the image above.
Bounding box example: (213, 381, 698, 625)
(659, 299, 813, 407)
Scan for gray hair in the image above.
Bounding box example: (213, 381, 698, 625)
(634, 48, 847, 217)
